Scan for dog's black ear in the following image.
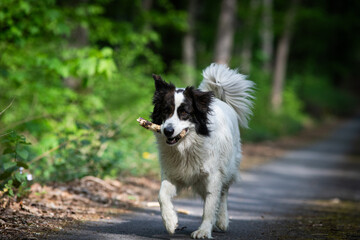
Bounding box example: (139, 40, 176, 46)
(184, 87, 213, 136)
(193, 90, 213, 114)
(152, 74, 174, 91)
(151, 74, 175, 125)
(184, 87, 213, 114)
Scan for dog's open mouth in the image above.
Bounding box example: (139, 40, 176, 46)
(166, 128, 188, 145)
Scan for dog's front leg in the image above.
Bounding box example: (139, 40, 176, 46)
(191, 175, 222, 239)
(158, 179, 178, 234)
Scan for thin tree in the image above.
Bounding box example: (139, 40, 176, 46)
(142, 0, 152, 11)
(142, 0, 153, 31)
(261, 0, 273, 73)
(64, 0, 89, 90)
(214, 0, 237, 65)
(271, 0, 299, 112)
(182, 0, 198, 86)
(240, 0, 260, 74)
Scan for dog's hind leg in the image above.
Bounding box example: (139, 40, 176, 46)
(158, 179, 178, 234)
(215, 186, 229, 231)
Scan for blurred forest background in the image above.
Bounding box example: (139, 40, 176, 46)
(0, 0, 359, 197)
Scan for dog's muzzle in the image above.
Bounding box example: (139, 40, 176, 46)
(166, 128, 189, 145)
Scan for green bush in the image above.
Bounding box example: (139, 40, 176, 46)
(31, 121, 121, 182)
(0, 131, 32, 197)
(297, 74, 355, 117)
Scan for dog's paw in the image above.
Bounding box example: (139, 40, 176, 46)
(216, 213, 229, 231)
(161, 209, 178, 234)
(215, 219, 229, 232)
(165, 219, 178, 235)
(191, 228, 212, 239)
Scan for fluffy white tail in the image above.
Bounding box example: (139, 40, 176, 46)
(199, 63, 255, 128)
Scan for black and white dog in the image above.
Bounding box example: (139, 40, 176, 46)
(151, 63, 254, 239)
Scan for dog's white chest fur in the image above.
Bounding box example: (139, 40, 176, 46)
(156, 131, 208, 187)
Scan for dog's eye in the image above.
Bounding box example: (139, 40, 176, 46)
(179, 110, 188, 117)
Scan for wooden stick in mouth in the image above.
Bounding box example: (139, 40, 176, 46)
(136, 117, 187, 138)
(137, 117, 161, 133)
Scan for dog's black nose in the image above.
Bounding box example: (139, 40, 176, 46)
(164, 125, 174, 137)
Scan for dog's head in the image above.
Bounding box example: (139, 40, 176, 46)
(151, 74, 213, 146)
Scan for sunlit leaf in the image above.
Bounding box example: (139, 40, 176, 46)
(101, 47, 113, 57)
(17, 149, 29, 160)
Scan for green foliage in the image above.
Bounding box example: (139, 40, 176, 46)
(0, 0, 70, 44)
(296, 74, 355, 117)
(0, 0, 166, 183)
(0, 131, 32, 197)
(0, 0, 358, 185)
(33, 121, 121, 182)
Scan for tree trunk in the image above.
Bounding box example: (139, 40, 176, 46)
(182, 0, 197, 86)
(261, 0, 273, 73)
(142, 0, 152, 11)
(240, 0, 259, 74)
(68, 0, 89, 48)
(69, 26, 89, 48)
(271, 0, 299, 112)
(141, 0, 153, 32)
(65, 0, 89, 90)
(214, 0, 237, 65)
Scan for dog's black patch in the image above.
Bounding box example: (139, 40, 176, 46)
(150, 74, 213, 136)
(151, 74, 175, 125)
(183, 87, 214, 136)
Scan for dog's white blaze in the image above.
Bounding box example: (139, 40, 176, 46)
(174, 90, 184, 108)
(161, 90, 191, 138)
